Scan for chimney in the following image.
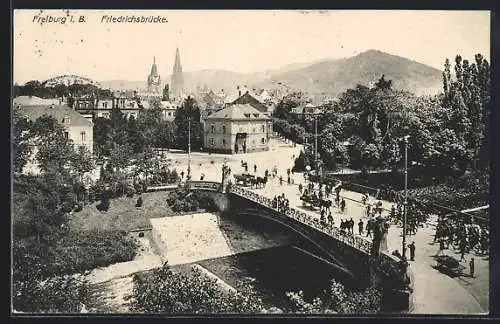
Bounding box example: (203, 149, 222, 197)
(237, 85, 241, 97)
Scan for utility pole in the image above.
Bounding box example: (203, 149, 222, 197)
(314, 115, 318, 169)
(187, 117, 191, 181)
(402, 135, 409, 259)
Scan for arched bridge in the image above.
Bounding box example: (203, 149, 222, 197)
(183, 181, 411, 311)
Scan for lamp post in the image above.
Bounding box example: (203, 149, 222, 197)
(402, 135, 410, 259)
(187, 117, 191, 181)
(221, 158, 228, 191)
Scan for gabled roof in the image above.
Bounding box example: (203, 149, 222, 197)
(18, 104, 93, 127)
(13, 96, 61, 106)
(205, 104, 271, 121)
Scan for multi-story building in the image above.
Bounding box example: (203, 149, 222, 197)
(17, 103, 94, 175)
(74, 92, 142, 120)
(18, 103, 94, 154)
(203, 104, 272, 154)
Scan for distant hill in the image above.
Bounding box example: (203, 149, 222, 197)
(99, 80, 146, 91)
(43, 75, 101, 88)
(99, 50, 444, 97)
(256, 50, 443, 97)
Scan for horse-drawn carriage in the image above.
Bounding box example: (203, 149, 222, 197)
(435, 255, 465, 277)
(233, 173, 267, 188)
(300, 192, 332, 211)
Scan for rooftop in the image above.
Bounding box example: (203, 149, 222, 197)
(13, 96, 61, 106)
(205, 104, 271, 121)
(18, 104, 93, 127)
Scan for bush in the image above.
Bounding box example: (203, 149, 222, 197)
(12, 230, 138, 312)
(292, 150, 310, 173)
(96, 197, 110, 212)
(136, 196, 143, 208)
(73, 203, 83, 213)
(286, 279, 382, 314)
(39, 230, 137, 276)
(127, 263, 264, 313)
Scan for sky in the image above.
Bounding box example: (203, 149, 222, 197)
(13, 10, 490, 85)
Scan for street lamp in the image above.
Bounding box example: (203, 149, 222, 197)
(402, 135, 410, 259)
(221, 158, 229, 191)
(187, 117, 192, 181)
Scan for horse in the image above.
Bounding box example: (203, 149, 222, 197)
(318, 199, 332, 212)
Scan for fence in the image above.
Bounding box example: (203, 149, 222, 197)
(230, 185, 373, 255)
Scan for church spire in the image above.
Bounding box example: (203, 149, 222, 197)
(171, 46, 184, 99)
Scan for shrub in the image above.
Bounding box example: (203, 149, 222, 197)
(96, 197, 110, 212)
(136, 196, 143, 208)
(127, 263, 264, 313)
(286, 279, 382, 314)
(73, 203, 83, 213)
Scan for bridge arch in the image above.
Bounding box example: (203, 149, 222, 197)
(234, 207, 360, 283)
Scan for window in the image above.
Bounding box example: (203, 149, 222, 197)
(103, 102, 108, 108)
(210, 125, 215, 133)
(222, 139, 226, 146)
(252, 128, 255, 133)
(64, 131, 69, 139)
(222, 125, 226, 134)
(168, 112, 172, 116)
(261, 125, 265, 132)
(210, 138, 215, 145)
(81, 131, 86, 141)
(261, 138, 265, 144)
(239, 127, 243, 131)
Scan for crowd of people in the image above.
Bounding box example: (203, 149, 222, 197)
(434, 216, 489, 258)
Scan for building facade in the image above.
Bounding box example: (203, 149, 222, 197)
(17, 103, 95, 175)
(74, 92, 142, 120)
(203, 104, 272, 154)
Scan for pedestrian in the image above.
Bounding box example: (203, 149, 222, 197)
(408, 241, 416, 261)
(180, 170, 185, 179)
(437, 238, 445, 256)
(366, 205, 371, 217)
(469, 258, 475, 278)
(460, 239, 467, 261)
(279, 176, 283, 185)
(340, 198, 346, 213)
(349, 218, 354, 234)
(358, 220, 364, 235)
(298, 183, 303, 194)
(254, 164, 257, 173)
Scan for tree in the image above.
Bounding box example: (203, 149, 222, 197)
(71, 145, 94, 182)
(109, 144, 133, 171)
(174, 96, 203, 150)
(30, 116, 76, 174)
(109, 107, 129, 147)
(12, 106, 33, 173)
(93, 117, 111, 157)
(126, 115, 144, 154)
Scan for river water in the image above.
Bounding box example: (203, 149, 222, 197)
(170, 212, 359, 312)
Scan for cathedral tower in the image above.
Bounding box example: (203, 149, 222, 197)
(147, 56, 161, 94)
(170, 47, 184, 99)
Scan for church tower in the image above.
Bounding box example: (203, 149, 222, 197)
(170, 47, 184, 99)
(147, 56, 161, 94)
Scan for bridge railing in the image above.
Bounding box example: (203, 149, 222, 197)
(230, 185, 373, 255)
